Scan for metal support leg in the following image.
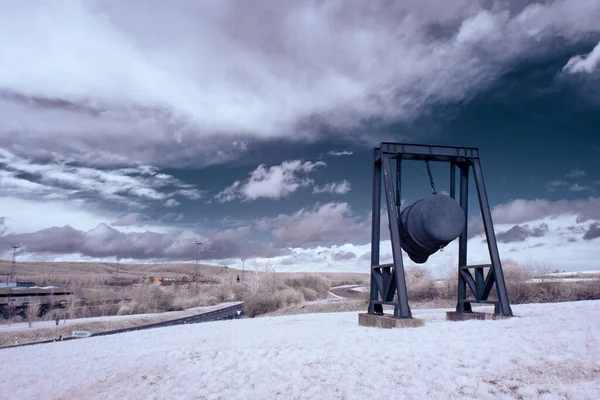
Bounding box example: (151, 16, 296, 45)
(396, 158, 402, 219)
(456, 163, 471, 312)
(368, 150, 383, 315)
(450, 162, 456, 199)
(472, 159, 513, 316)
(382, 154, 411, 318)
(475, 267, 484, 300)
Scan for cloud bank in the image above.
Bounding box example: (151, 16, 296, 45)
(2, 197, 599, 271)
(1, 0, 599, 167)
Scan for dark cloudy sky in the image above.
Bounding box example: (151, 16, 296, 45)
(1, 0, 599, 275)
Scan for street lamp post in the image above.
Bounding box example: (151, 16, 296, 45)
(10, 244, 20, 284)
(194, 241, 202, 294)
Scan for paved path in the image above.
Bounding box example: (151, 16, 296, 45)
(329, 285, 366, 299)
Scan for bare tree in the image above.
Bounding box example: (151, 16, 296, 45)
(243, 265, 275, 295)
(26, 298, 39, 328)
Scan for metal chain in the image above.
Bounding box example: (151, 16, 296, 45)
(425, 160, 436, 194)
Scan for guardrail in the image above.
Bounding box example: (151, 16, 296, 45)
(0, 302, 244, 349)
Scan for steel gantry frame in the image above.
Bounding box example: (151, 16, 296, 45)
(368, 142, 513, 319)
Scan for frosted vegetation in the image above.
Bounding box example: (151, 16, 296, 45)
(2, 260, 600, 326)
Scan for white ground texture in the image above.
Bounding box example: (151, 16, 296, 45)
(2, 301, 599, 400)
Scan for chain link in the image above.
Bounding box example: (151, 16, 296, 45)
(425, 160, 436, 194)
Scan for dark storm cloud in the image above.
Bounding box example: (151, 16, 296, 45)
(2, 0, 599, 168)
(496, 223, 548, 243)
(583, 222, 600, 240)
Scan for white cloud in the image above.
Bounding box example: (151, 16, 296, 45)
(0, 148, 201, 208)
(214, 181, 242, 203)
(262, 202, 366, 247)
(0, 196, 114, 234)
(327, 150, 354, 156)
(164, 199, 181, 208)
(313, 180, 352, 195)
(569, 183, 593, 192)
(111, 213, 149, 227)
(566, 167, 586, 178)
(1, 1, 599, 167)
(216, 160, 325, 202)
(563, 40, 600, 74)
(546, 180, 568, 192)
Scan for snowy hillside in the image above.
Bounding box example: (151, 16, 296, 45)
(2, 301, 599, 400)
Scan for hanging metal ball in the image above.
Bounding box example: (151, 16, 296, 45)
(399, 193, 466, 264)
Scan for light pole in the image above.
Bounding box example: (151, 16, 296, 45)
(194, 241, 202, 294)
(241, 258, 246, 281)
(10, 244, 20, 284)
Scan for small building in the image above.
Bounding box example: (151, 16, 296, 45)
(0, 284, 73, 319)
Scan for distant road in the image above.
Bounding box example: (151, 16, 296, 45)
(329, 285, 366, 299)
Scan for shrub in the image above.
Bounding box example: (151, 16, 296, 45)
(284, 274, 331, 297)
(501, 259, 535, 304)
(244, 288, 304, 318)
(405, 267, 439, 302)
(297, 287, 319, 301)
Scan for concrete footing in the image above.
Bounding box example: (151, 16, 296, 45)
(446, 311, 510, 321)
(358, 313, 425, 329)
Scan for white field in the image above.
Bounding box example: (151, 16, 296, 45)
(1, 301, 599, 400)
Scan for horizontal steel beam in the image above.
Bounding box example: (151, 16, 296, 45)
(377, 142, 479, 160)
(460, 264, 492, 269)
(372, 264, 394, 269)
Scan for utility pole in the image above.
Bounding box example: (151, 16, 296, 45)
(10, 244, 20, 284)
(194, 241, 202, 294)
(241, 258, 245, 281)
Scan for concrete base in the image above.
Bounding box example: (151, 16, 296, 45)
(446, 311, 511, 321)
(358, 313, 425, 329)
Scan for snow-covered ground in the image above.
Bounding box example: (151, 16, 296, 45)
(527, 277, 600, 284)
(546, 270, 600, 277)
(1, 301, 599, 400)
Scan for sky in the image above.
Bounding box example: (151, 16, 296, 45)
(1, 0, 599, 276)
